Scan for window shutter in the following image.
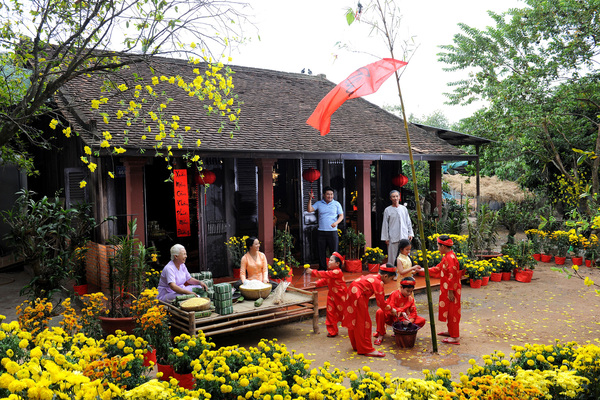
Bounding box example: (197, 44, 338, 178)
(64, 167, 88, 206)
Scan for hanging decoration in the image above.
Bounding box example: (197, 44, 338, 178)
(302, 167, 321, 197)
(173, 169, 191, 237)
(392, 174, 408, 188)
(195, 169, 216, 203)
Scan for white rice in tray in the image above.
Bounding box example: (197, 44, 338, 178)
(240, 280, 270, 289)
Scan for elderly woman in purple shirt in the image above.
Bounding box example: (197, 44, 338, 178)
(157, 244, 207, 302)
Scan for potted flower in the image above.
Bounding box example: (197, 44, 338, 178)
(225, 235, 249, 279)
(491, 255, 516, 281)
(101, 219, 156, 335)
(503, 240, 536, 283)
(550, 230, 571, 265)
(71, 246, 89, 295)
(269, 258, 293, 282)
(540, 231, 554, 262)
(274, 224, 300, 269)
(584, 234, 599, 267)
(567, 230, 585, 265)
(362, 247, 385, 272)
(167, 332, 215, 389)
(339, 227, 365, 273)
(464, 260, 486, 288)
(525, 229, 543, 261)
(132, 288, 172, 367)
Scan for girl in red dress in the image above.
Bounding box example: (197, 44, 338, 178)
(342, 264, 396, 357)
(428, 235, 462, 345)
(310, 252, 348, 337)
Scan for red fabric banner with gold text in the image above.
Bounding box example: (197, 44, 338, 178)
(306, 58, 407, 135)
(173, 169, 191, 237)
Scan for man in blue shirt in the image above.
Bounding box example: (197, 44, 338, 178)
(308, 186, 344, 270)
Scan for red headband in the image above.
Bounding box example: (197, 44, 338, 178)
(332, 252, 345, 263)
(379, 264, 396, 273)
(437, 237, 454, 247)
(400, 278, 416, 286)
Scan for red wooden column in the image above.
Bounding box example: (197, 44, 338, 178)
(429, 160, 443, 217)
(256, 159, 276, 261)
(123, 158, 147, 245)
(357, 160, 372, 248)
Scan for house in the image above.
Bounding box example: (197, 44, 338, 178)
(25, 56, 489, 287)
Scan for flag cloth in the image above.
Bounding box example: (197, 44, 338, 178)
(306, 58, 407, 135)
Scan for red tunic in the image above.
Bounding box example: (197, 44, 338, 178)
(375, 290, 426, 335)
(342, 274, 391, 354)
(428, 250, 462, 337)
(311, 268, 348, 335)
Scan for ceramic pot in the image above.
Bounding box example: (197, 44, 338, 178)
(98, 316, 136, 335)
(73, 284, 88, 296)
(367, 263, 380, 273)
(490, 272, 502, 282)
(501, 272, 511, 281)
(554, 256, 566, 265)
(344, 259, 362, 273)
(143, 347, 156, 367)
(571, 257, 583, 266)
(469, 279, 482, 288)
(541, 254, 553, 263)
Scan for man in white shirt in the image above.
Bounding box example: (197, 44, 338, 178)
(381, 190, 414, 263)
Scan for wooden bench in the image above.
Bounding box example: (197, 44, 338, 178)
(160, 286, 320, 337)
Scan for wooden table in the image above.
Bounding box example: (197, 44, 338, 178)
(160, 286, 320, 337)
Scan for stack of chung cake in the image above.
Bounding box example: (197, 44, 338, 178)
(191, 271, 214, 299)
(213, 282, 233, 315)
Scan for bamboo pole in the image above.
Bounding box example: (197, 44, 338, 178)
(374, 0, 438, 353)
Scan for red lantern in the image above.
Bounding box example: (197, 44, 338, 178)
(392, 174, 408, 188)
(302, 167, 321, 197)
(195, 170, 216, 186)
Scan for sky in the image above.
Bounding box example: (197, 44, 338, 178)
(232, 0, 524, 124)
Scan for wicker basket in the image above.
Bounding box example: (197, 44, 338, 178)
(239, 285, 272, 300)
(180, 297, 211, 312)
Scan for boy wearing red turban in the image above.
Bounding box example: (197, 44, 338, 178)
(373, 276, 426, 345)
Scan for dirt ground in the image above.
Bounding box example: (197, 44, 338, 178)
(1, 237, 599, 381)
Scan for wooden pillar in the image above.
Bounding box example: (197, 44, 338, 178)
(429, 160, 443, 218)
(357, 160, 372, 247)
(256, 159, 276, 261)
(123, 158, 147, 245)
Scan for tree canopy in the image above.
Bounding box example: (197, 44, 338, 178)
(0, 0, 250, 175)
(439, 0, 600, 213)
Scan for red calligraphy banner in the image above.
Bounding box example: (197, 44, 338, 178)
(173, 169, 191, 237)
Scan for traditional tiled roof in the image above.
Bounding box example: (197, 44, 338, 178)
(56, 56, 468, 160)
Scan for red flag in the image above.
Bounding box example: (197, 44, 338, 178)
(306, 58, 407, 135)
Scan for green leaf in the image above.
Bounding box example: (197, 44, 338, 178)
(345, 9, 355, 26)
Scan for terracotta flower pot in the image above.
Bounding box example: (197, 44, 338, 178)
(540, 254, 553, 263)
(532, 254, 542, 261)
(367, 263, 380, 273)
(469, 279, 482, 288)
(501, 272, 511, 281)
(344, 259, 363, 273)
(481, 276, 490, 286)
(571, 257, 583, 266)
(490, 272, 502, 282)
(554, 256, 566, 265)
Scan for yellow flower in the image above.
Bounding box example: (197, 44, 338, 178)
(79, 181, 87, 188)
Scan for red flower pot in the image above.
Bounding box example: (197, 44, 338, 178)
(367, 263, 380, 273)
(501, 272, 511, 281)
(173, 372, 195, 390)
(490, 272, 502, 282)
(481, 276, 490, 286)
(73, 284, 88, 296)
(515, 269, 533, 283)
(554, 256, 566, 265)
(157, 364, 174, 381)
(532, 254, 542, 261)
(469, 279, 482, 288)
(344, 259, 363, 273)
(586, 259, 594, 268)
(272, 274, 293, 284)
(143, 347, 156, 367)
(541, 254, 553, 263)
(571, 257, 583, 266)
(98, 316, 136, 335)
